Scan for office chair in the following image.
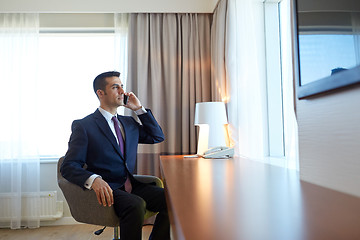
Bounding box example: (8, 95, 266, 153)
(57, 156, 163, 239)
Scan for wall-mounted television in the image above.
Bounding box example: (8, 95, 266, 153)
(294, 0, 360, 99)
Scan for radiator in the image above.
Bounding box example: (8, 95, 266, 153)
(0, 191, 63, 221)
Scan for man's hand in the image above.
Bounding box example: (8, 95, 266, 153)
(92, 177, 114, 207)
(124, 92, 142, 111)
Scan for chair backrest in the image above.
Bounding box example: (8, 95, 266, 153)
(57, 157, 120, 227)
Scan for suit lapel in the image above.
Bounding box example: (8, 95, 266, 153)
(93, 109, 124, 160)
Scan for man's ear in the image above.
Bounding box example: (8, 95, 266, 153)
(96, 89, 103, 98)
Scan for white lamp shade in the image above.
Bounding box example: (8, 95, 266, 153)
(194, 102, 228, 125)
(194, 102, 228, 155)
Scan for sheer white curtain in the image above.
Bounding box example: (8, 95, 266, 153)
(114, 13, 129, 88)
(213, 0, 298, 168)
(280, 0, 299, 170)
(0, 13, 40, 229)
(114, 13, 130, 116)
(225, 0, 268, 159)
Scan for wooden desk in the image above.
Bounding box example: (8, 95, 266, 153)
(160, 155, 360, 240)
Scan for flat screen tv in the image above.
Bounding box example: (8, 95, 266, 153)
(294, 0, 360, 99)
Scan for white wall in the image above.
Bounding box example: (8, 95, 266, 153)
(297, 85, 360, 197)
(0, 0, 219, 13)
(294, 0, 360, 198)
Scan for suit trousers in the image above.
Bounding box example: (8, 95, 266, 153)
(113, 178, 170, 240)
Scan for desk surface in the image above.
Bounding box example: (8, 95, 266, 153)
(160, 155, 360, 240)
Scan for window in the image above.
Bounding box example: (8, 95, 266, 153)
(263, 0, 298, 168)
(264, 0, 285, 157)
(37, 33, 116, 158)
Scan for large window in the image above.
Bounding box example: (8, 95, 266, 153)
(264, 0, 298, 168)
(264, 0, 285, 157)
(38, 33, 116, 158)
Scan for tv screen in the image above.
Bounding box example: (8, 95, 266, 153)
(295, 0, 360, 99)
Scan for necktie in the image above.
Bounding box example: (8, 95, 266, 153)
(112, 116, 124, 155)
(112, 116, 132, 193)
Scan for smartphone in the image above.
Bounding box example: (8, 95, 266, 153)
(123, 95, 128, 105)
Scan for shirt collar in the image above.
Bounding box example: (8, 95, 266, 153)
(98, 107, 117, 122)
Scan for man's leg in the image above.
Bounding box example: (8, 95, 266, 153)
(131, 181, 171, 240)
(112, 188, 146, 240)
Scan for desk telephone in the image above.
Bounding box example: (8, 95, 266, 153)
(203, 146, 234, 159)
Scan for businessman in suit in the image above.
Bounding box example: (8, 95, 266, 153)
(61, 71, 170, 240)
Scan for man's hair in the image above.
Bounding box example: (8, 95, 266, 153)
(93, 71, 121, 96)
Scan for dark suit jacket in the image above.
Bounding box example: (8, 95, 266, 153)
(60, 108, 164, 190)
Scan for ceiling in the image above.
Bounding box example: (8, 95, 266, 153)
(0, 0, 220, 13)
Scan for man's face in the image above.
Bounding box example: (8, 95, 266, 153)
(99, 76, 125, 108)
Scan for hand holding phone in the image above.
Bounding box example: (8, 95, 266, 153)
(123, 92, 142, 111)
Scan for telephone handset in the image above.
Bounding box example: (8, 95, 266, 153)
(123, 95, 129, 105)
(203, 146, 234, 159)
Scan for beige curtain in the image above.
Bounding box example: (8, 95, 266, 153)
(211, 0, 229, 102)
(127, 13, 212, 154)
(210, 0, 234, 147)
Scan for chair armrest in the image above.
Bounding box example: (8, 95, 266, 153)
(134, 175, 164, 188)
(133, 175, 163, 219)
(58, 178, 119, 227)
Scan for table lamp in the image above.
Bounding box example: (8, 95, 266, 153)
(194, 102, 228, 155)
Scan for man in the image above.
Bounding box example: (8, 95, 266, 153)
(61, 71, 170, 240)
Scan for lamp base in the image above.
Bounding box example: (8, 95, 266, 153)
(196, 125, 209, 156)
